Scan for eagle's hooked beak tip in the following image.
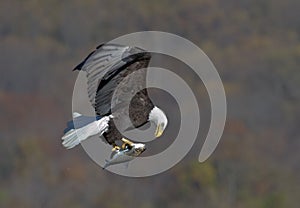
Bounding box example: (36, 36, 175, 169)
(155, 124, 164, 138)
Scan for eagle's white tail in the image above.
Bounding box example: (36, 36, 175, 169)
(62, 113, 111, 149)
(62, 129, 81, 149)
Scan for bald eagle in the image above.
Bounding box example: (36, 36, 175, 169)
(62, 43, 168, 156)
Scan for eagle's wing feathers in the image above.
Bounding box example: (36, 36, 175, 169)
(74, 43, 151, 117)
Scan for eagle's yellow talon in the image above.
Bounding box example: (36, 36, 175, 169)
(121, 138, 133, 145)
(112, 145, 120, 151)
(122, 143, 130, 149)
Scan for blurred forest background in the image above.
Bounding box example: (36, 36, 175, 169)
(1, 0, 300, 207)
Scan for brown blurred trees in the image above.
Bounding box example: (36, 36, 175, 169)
(0, 0, 300, 207)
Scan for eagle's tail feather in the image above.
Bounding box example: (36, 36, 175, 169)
(62, 115, 111, 149)
(62, 129, 80, 149)
(62, 121, 97, 149)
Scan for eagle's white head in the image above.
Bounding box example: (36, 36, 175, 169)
(148, 106, 168, 138)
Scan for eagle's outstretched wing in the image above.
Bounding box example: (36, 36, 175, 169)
(74, 43, 152, 118)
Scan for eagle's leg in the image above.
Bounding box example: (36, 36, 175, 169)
(121, 138, 134, 149)
(111, 142, 121, 151)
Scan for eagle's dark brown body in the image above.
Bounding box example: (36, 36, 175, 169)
(103, 89, 154, 145)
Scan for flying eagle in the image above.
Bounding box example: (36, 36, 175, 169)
(62, 43, 168, 157)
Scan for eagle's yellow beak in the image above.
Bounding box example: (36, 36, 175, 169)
(155, 124, 164, 138)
